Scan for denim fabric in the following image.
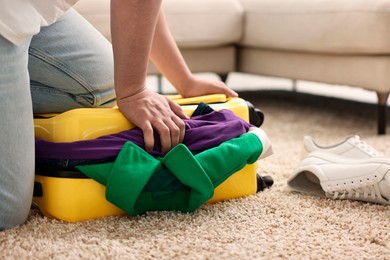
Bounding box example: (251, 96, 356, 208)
(0, 35, 35, 230)
(0, 8, 115, 230)
(29, 8, 116, 113)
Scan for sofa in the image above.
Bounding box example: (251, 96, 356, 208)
(74, 0, 390, 134)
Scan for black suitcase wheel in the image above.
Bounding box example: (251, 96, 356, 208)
(246, 101, 264, 127)
(256, 174, 274, 192)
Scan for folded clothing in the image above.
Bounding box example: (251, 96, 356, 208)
(77, 132, 264, 215)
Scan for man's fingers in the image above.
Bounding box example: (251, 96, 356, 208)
(153, 120, 173, 153)
(171, 115, 186, 143)
(141, 122, 154, 152)
(225, 88, 238, 97)
(163, 118, 181, 151)
(153, 114, 185, 154)
(216, 82, 238, 98)
(168, 98, 189, 119)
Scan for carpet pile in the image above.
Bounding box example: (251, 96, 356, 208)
(1, 91, 389, 259)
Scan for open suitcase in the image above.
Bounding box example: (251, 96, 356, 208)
(33, 94, 267, 222)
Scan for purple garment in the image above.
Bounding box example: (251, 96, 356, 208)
(35, 109, 251, 160)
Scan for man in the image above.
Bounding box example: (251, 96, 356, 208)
(0, 0, 237, 230)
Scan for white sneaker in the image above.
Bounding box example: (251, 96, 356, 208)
(288, 151, 390, 205)
(302, 135, 384, 159)
(247, 127, 273, 160)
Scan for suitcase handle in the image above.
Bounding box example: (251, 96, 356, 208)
(167, 94, 227, 105)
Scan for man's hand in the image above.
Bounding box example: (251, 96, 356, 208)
(117, 88, 188, 154)
(178, 76, 238, 99)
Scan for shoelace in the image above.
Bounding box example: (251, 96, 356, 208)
(352, 136, 383, 157)
(327, 183, 383, 201)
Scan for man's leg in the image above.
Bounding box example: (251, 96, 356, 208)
(0, 36, 35, 230)
(29, 8, 116, 113)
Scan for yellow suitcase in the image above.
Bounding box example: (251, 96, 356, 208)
(33, 95, 266, 222)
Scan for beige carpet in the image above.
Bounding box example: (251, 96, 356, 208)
(1, 91, 390, 259)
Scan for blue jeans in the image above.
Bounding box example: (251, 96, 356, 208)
(0, 8, 115, 230)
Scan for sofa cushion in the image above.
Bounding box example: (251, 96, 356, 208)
(74, 0, 243, 48)
(163, 0, 243, 48)
(240, 0, 390, 54)
(73, 0, 111, 40)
